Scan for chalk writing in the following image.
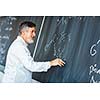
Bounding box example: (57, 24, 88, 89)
(90, 39, 100, 56)
(89, 39, 100, 83)
(90, 76, 100, 83)
(44, 17, 70, 60)
(0, 17, 17, 64)
(0, 35, 9, 39)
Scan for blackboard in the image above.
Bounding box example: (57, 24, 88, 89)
(0, 16, 17, 66)
(32, 16, 100, 83)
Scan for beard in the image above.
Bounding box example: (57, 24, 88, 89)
(27, 39, 34, 44)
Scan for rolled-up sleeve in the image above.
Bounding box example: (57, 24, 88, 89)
(13, 45, 51, 72)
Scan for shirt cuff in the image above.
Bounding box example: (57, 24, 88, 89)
(44, 62, 51, 71)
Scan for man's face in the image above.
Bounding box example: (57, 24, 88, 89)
(22, 27, 36, 44)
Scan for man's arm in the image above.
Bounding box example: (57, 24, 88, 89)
(15, 45, 65, 72)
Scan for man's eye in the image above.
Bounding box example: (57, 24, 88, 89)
(32, 30, 36, 33)
(32, 30, 34, 33)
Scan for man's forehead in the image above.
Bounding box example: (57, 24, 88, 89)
(29, 27, 36, 31)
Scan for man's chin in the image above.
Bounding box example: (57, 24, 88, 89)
(28, 40, 34, 44)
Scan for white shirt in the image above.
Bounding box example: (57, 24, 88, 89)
(2, 36, 51, 83)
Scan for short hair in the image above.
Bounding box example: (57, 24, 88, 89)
(19, 21, 36, 33)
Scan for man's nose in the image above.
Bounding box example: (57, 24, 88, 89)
(32, 32, 36, 37)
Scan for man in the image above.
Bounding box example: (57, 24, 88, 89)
(2, 21, 65, 83)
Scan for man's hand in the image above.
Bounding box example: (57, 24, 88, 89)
(50, 58, 65, 67)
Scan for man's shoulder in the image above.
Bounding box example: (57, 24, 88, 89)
(9, 38, 25, 51)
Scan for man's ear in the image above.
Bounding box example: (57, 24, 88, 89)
(20, 31, 25, 37)
(22, 30, 25, 35)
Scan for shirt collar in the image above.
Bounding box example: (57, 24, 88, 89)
(17, 36, 28, 47)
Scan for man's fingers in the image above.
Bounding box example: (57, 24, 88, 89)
(60, 59, 65, 64)
(58, 59, 65, 67)
(50, 58, 65, 67)
(60, 60, 65, 65)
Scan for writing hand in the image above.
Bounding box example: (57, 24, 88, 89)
(50, 58, 65, 67)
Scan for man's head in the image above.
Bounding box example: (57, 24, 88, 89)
(19, 21, 36, 44)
